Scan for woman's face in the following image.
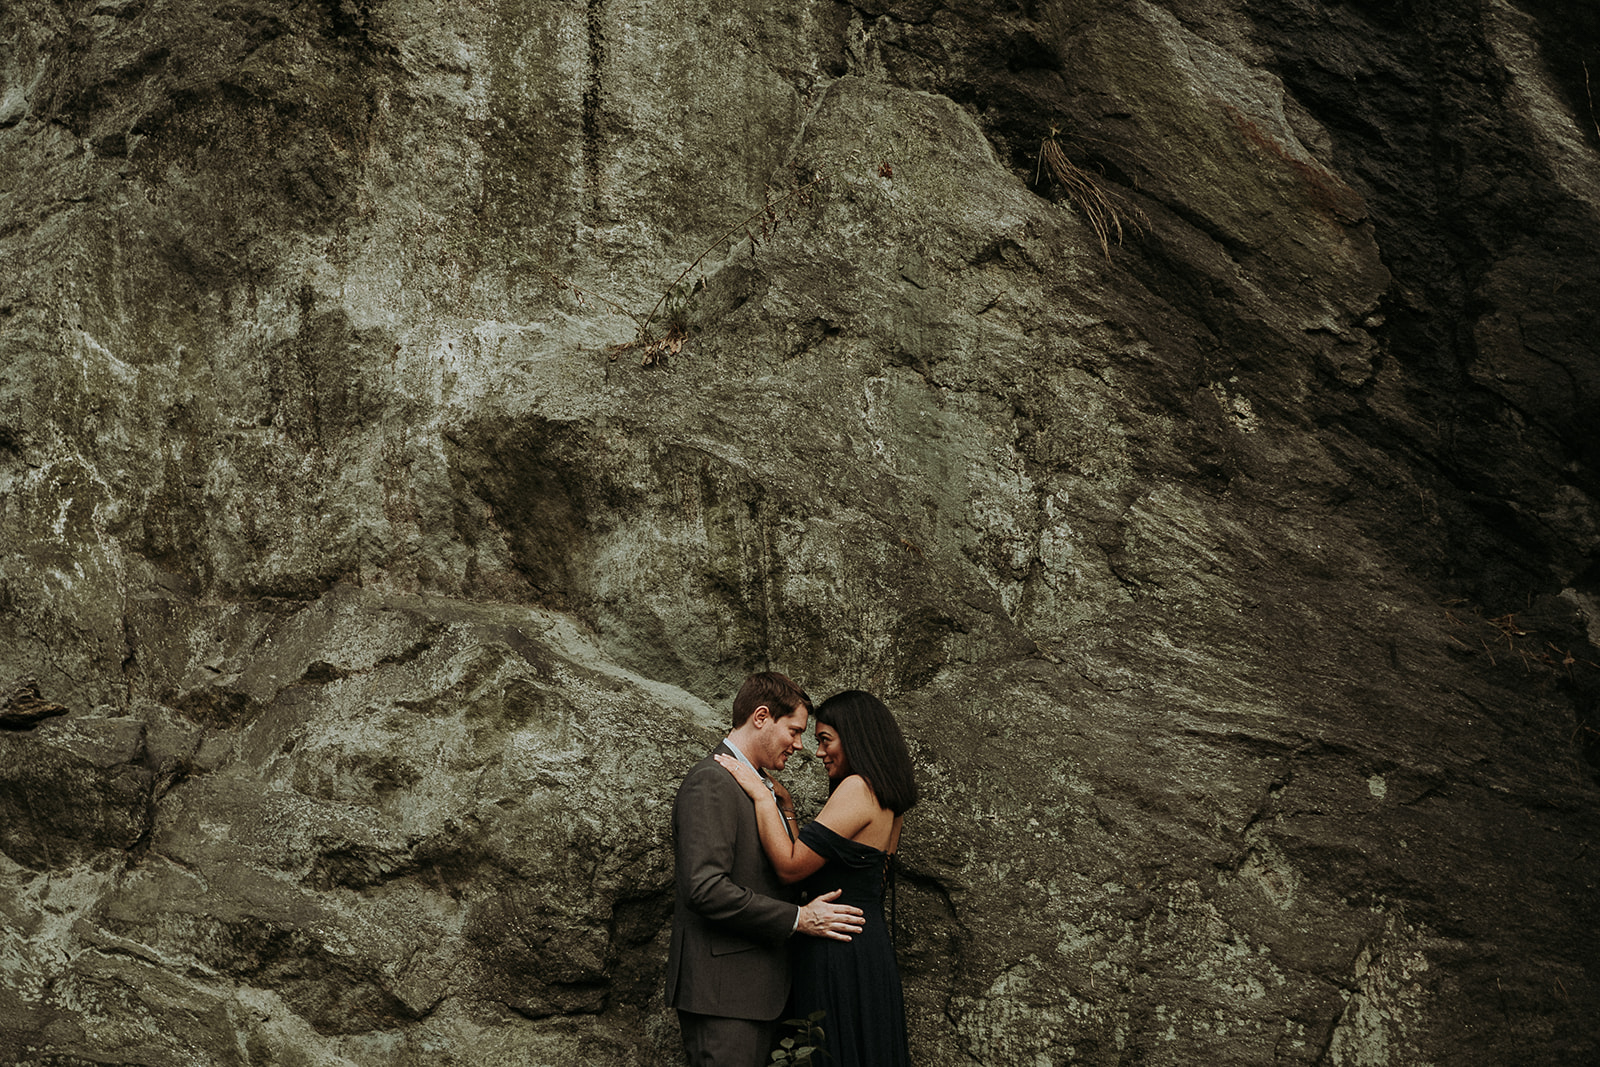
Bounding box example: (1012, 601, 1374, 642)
(815, 723, 849, 782)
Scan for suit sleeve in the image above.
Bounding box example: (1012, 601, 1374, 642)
(675, 763, 799, 944)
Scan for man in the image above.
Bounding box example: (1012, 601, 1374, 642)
(666, 671, 866, 1067)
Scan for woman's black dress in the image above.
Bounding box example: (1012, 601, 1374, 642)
(789, 821, 909, 1067)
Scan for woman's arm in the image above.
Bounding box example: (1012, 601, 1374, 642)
(713, 759, 888, 883)
(713, 755, 827, 883)
(770, 777, 798, 829)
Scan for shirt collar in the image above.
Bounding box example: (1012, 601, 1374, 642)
(721, 737, 773, 790)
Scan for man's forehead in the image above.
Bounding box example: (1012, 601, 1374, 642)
(778, 707, 809, 729)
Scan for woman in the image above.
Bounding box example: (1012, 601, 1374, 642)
(714, 689, 919, 1067)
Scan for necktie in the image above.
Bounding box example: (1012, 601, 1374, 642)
(759, 771, 795, 841)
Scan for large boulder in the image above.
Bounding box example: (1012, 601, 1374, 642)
(1, 0, 1596, 1064)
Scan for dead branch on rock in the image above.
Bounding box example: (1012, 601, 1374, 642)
(1441, 604, 1600, 677)
(533, 167, 834, 367)
(532, 270, 642, 328)
(638, 169, 832, 339)
(1, 678, 67, 729)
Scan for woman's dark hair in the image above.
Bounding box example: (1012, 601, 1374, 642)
(816, 690, 919, 814)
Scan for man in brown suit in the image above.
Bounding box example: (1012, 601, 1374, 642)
(666, 672, 865, 1067)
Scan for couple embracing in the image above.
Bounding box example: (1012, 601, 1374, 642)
(666, 671, 918, 1067)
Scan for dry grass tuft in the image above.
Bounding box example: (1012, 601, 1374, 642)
(1035, 126, 1140, 257)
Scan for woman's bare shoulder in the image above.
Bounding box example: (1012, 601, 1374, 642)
(832, 774, 886, 809)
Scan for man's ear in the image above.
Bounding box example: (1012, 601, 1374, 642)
(750, 704, 771, 727)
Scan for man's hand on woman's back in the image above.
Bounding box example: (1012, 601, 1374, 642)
(796, 888, 865, 941)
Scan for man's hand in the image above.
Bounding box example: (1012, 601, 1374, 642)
(796, 889, 865, 941)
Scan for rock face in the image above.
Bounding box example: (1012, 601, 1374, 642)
(2, 0, 1598, 1063)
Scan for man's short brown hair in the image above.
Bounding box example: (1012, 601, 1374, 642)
(731, 671, 811, 729)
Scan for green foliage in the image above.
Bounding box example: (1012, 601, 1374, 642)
(660, 280, 701, 338)
(769, 1010, 829, 1066)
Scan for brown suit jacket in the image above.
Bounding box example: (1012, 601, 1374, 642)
(665, 742, 798, 1020)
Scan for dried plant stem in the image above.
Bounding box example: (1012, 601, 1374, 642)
(530, 168, 832, 366)
(531, 269, 643, 327)
(638, 170, 831, 337)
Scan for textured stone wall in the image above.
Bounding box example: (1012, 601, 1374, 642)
(2, 0, 1598, 1064)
